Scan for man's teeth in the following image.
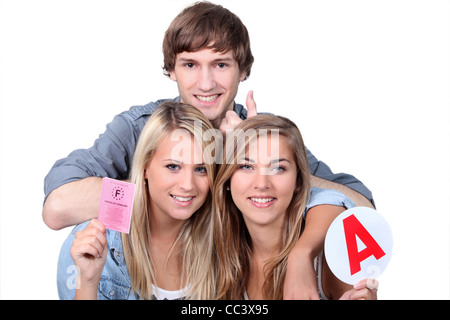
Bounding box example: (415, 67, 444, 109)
(196, 94, 219, 102)
(250, 197, 274, 203)
(171, 195, 193, 202)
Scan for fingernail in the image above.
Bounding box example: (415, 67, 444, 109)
(353, 281, 365, 290)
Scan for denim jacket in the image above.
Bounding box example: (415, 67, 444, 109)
(57, 187, 355, 300)
(57, 220, 139, 300)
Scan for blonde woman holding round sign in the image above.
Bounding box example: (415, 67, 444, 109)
(213, 114, 378, 300)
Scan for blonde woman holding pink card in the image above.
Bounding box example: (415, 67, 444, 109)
(57, 102, 218, 299)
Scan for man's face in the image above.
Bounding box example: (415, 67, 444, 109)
(169, 48, 247, 128)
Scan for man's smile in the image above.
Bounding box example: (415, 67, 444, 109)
(195, 94, 220, 103)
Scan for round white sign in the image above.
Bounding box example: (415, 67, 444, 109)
(324, 207, 393, 285)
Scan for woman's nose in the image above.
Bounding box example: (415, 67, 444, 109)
(178, 170, 194, 191)
(253, 168, 271, 190)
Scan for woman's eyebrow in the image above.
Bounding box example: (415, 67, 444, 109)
(270, 158, 291, 164)
(162, 159, 205, 165)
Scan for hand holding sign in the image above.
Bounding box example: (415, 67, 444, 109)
(97, 177, 136, 234)
(324, 207, 393, 285)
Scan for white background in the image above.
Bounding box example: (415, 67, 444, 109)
(1, 0, 449, 299)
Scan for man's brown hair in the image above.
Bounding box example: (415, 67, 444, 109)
(163, 1, 254, 80)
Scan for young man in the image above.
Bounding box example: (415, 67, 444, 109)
(44, 2, 374, 299)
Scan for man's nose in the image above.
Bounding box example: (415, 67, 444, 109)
(198, 68, 216, 92)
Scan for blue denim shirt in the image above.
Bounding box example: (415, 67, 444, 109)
(43, 97, 374, 206)
(57, 187, 355, 300)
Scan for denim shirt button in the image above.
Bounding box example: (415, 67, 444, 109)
(109, 291, 115, 297)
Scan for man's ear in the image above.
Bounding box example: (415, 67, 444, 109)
(239, 71, 248, 82)
(169, 70, 177, 81)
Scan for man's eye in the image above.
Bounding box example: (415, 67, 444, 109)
(216, 63, 227, 68)
(185, 63, 195, 68)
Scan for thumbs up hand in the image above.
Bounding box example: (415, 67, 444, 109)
(245, 90, 257, 118)
(219, 90, 257, 135)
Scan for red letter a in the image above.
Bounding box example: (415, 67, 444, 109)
(343, 214, 386, 275)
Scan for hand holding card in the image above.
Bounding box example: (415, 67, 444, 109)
(97, 178, 135, 234)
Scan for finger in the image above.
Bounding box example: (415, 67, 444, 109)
(219, 110, 243, 134)
(349, 287, 377, 300)
(89, 218, 107, 234)
(351, 279, 378, 300)
(219, 116, 229, 136)
(246, 90, 257, 117)
(84, 219, 107, 247)
(367, 278, 379, 291)
(73, 233, 106, 257)
(73, 223, 107, 256)
(71, 241, 104, 260)
(354, 279, 379, 291)
(227, 110, 243, 127)
(76, 219, 106, 238)
(89, 234, 107, 256)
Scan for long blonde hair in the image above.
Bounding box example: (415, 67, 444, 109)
(214, 114, 311, 299)
(122, 102, 219, 299)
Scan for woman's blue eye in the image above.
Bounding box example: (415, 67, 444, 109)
(195, 166, 207, 173)
(239, 164, 253, 170)
(167, 164, 180, 171)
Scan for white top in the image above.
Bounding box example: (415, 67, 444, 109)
(151, 284, 187, 300)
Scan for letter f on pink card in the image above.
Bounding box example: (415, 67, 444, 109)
(97, 177, 136, 234)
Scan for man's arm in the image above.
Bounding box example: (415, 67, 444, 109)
(285, 204, 347, 299)
(310, 175, 374, 208)
(43, 177, 102, 230)
(306, 147, 375, 208)
(42, 103, 156, 230)
(284, 187, 358, 299)
(284, 178, 373, 298)
(42, 113, 133, 230)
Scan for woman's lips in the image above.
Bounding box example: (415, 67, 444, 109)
(170, 194, 195, 206)
(248, 196, 276, 208)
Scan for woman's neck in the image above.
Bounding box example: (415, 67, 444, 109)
(246, 222, 282, 259)
(149, 208, 185, 243)
(245, 223, 282, 300)
(148, 212, 186, 291)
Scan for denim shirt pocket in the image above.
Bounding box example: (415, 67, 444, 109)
(98, 277, 131, 300)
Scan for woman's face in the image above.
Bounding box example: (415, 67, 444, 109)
(145, 130, 210, 222)
(230, 135, 297, 229)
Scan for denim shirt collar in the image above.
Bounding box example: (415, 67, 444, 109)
(234, 102, 247, 120)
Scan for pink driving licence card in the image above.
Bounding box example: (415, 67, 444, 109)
(98, 177, 136, 234)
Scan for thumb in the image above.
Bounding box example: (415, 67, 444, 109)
(246, 90, 257, 118)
